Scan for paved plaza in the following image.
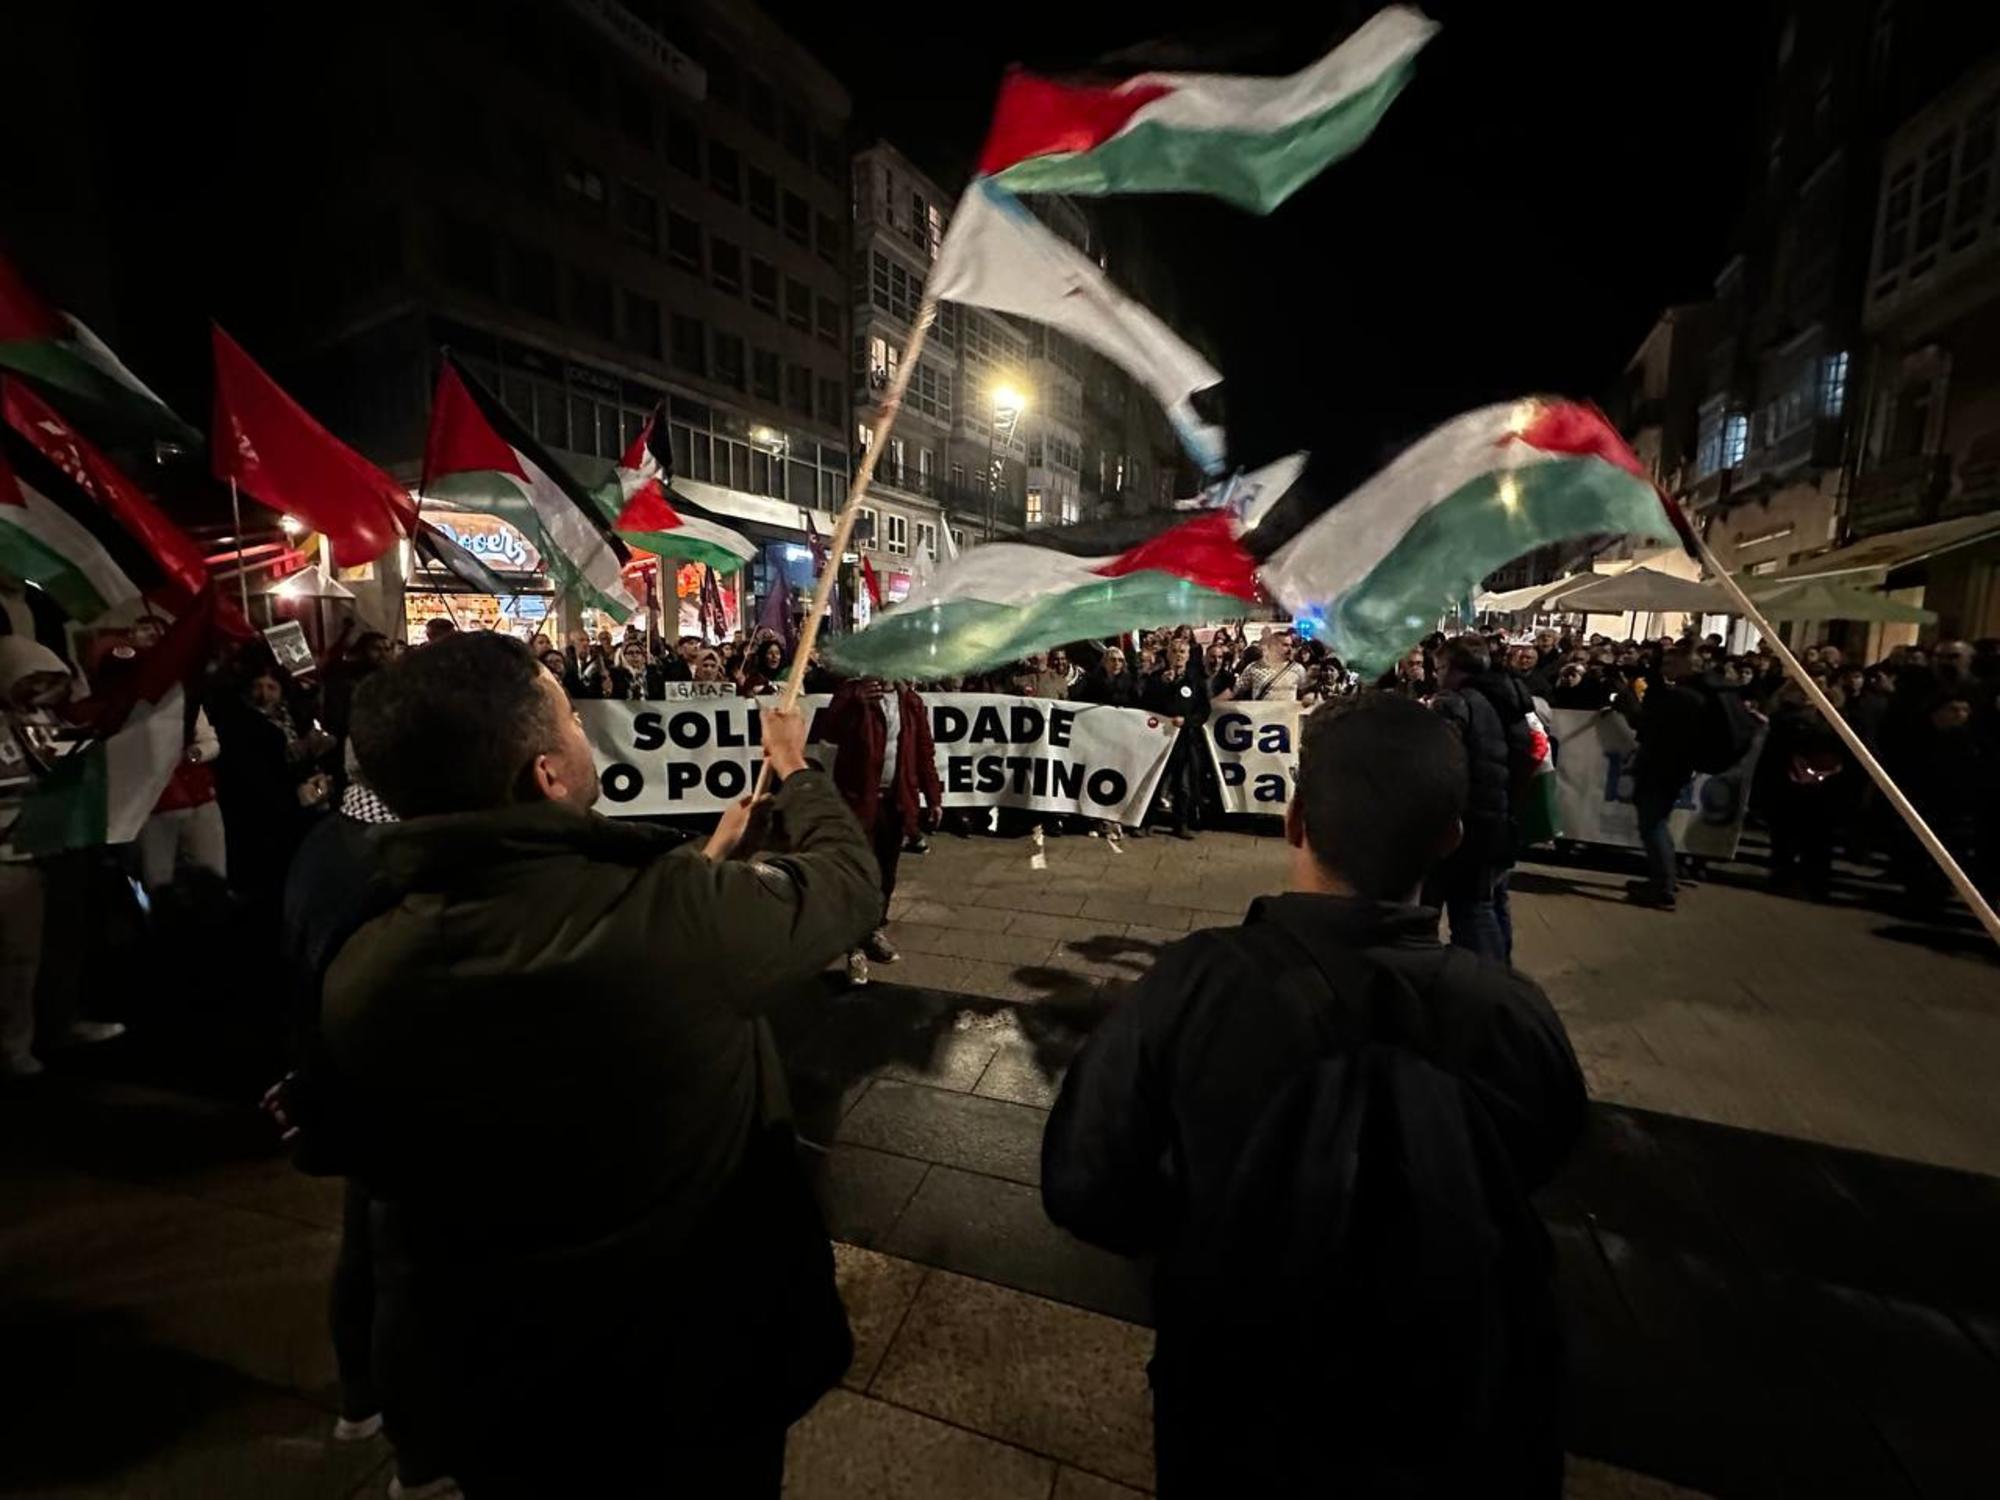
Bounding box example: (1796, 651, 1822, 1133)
(4, 825, 1998, 1496)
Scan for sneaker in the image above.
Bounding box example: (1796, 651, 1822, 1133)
(56, 1021, 126, 1048)
(1626, 885, 1677, 911)
(863, 929, 899, 964)
(846, 951, 870, 986)
(332, 1413, 383, 1442)
(1171, 827, 1196, 841)
(1126, 825, 1150, 839)
(3, 1054, 45, 1079)
(903, 835, 931, 855)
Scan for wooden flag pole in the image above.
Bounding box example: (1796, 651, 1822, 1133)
(1691, 529, 2000, 950)
(227, 478, 253, 621)
(754, 295, 941, 795)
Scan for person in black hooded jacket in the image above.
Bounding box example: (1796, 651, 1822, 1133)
(1425, 637, 1525, 961)
(1043, 694, 1585, 1499)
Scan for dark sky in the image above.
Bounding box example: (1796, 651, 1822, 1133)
(770, 0, 1778, 484)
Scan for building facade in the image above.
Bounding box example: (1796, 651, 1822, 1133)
(284, 0, 855, 636)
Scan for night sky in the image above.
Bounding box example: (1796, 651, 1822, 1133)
(14, 0, 1776, 494)
(772, 0, 1778, 485)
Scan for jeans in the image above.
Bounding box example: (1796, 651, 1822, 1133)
(1444, 869, 1509, 963)
(1633, 779, 1681, 898)
(136, 801, 227, 889)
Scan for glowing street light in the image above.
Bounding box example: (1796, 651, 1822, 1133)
(279, 514, 305, 537)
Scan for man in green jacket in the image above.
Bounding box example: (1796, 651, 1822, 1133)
(324, 631, 881, 1496)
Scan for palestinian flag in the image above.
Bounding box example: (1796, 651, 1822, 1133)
(976, 6, 1437, 213)
(10, 587, 220, 854)
(825, 510, 1259, 680)
(1258, 400, 1683, 669)
(1518, 708, 1561, 848)
(591, 404, 755, 572)
(422, 354, 636, 621)
(829, 402, 1680, 679)
(2, 379, 214, 620)
(0, 252, 200, 449)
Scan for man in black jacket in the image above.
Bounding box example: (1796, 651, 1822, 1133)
(1043, 695, 1585, 1497)
(1630, 647, 1706, 909)
(1141, 636, 1211, 839)
(325, 633, 882, 1496)
(1427, 638, 1518, 959)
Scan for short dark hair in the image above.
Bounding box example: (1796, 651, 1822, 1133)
(351, 633, 561, 817)
(1297, 695, 1467, 898)
(1439, 638, 1490, 677)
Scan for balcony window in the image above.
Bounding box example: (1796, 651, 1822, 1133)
(1819, 352, 1850, 418)
(1723, 412, 1749, 469)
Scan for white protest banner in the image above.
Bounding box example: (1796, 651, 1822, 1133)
(1202, 701, 1303, 814)
(581, 693, 1176, 824)
(1545, 706, 1762, 860)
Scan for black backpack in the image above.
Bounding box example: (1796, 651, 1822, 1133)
(1691, 674, 1758, 774)
(1161, 931, 1563, 1493)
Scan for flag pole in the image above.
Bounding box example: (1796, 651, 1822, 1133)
(227, 478, 253, 620)
(1691, 528, 2000, 950)
(754, 294, 941, 795)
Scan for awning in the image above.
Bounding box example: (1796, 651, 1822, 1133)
(1555, 567, 1734, 614)
(1746, 577, 1938, 624)
(1765, 512, 2000, 585)
(1477, 574, 1601, 613)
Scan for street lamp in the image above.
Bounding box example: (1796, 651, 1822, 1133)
(984, 381, 1029, 539)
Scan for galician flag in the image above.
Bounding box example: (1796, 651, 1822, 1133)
(11, 587, 221, 854)
(592, 404, 755, 573)
(423, 355, 637, 622)
(976, 6, 1438, 213)
(0, 252, 199, 450)
(829, 402, 1682, 678)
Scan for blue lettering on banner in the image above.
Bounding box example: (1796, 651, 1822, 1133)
(1215, 712, 1253, 753)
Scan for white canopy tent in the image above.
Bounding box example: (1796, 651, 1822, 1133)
(1553, 567, 1735, 615)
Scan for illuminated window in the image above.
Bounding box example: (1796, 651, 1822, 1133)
(1819, 352, 1850, 418)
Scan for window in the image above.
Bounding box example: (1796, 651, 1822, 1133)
(748, 167, 776, 225)
(708, 140, 741, 202)
(711, 238, 743, 295)
(744, 74, 776, 134)
(1876, 163, 1915, 290)
(857, 422, 873, 452)
(951, 465, 965, 491)
(714, 333, 745, 391)
(918, 447, 935, 483)
(619, 291, 660, 357)
(507, 121, 549, 198)
(783, 104, 810, 163)
(783, 191, 810, 247)
(752, 348, 780, 402)
(910, 362, 951, 421)
(506, 242, 557, 317)
(780, 278, 809, 332)
(749, 257, 778, 314)
(569, 269, 613, 338)
(666, 115, 701, 176)
(562, 160, 607, 220)
(786, 364, 813, 417)
(617, 182, 658, 252)
(1025, 488, 1043, 526)
(908, 192, 940, 256)
(1819, 351, 1850, 418)
(1060, 491, 1079, 526)
(671, 314, 706, 375)
(438, 212, 495, 294)
(818, 376, 843, 427)
(616, 77, 653, 149)
(816, 212, 840, 265)
(815, 130, 841, 184)
(1911, 131, 1954, 276)
(705, 40, 739, 108)
(1723, 412, 1749, 469)
(856, 506, 877, 546)
(886, 436, 905, 482)
(816, 295, 840, 346)
(1952, 96, 1997, 252)
(885, 513, 908, 555)
(951, 528, 965, 554)
(667, 210, 702, 273)
(915, 520, 937, 559)
(867, 250, 921, 322)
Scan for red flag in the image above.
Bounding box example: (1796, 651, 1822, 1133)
(3, 380, 214, 615)
(860, 553, 883, 610)
(210, 325, 416, 562)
